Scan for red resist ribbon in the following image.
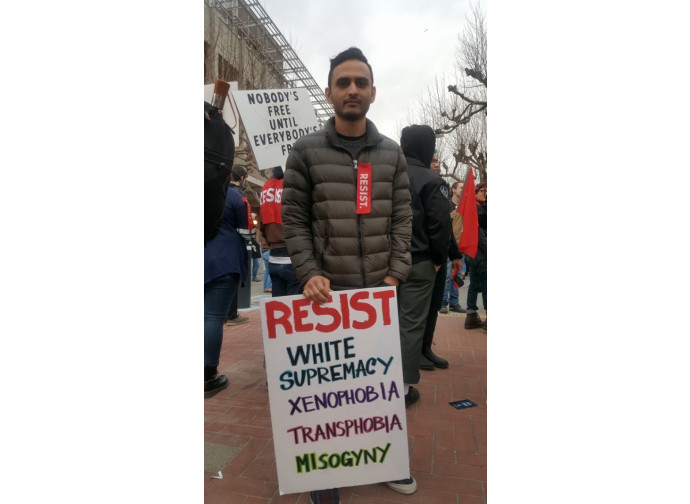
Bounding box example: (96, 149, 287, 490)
(356, 162, 372, 215)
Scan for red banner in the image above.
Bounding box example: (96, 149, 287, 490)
(457, 169, 478, 258)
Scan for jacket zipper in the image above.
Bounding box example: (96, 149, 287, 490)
(353, 158, 366, 287)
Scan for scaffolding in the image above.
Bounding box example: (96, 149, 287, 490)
(209, 0, 334, 125)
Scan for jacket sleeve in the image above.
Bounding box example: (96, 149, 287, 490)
(477, 203, 487, 256)
(448, 232, 461, 261)
(387, 149, 413, 282)
(424, 178, 452, 266)
(282, 145, 320, 286)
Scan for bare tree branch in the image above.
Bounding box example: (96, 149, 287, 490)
(447, 85, 487, 106)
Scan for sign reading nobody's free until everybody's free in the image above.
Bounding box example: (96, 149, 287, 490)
(231, 88, 319, 170)
(260, 287, 410, 495)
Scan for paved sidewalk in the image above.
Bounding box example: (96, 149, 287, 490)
(205, 276, 487, 503)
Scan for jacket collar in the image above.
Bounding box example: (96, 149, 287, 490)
(324, 117, 383, 149)
(404, 156, 427, 169)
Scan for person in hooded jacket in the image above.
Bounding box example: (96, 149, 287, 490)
(225, 166, 253, 326)
(204, 185, 251, 398)
(397, 124, 453, 404)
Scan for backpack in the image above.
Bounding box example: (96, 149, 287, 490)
(204, 101, 235, 246)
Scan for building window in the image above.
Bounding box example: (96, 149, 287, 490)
(217, 54, 239, 83)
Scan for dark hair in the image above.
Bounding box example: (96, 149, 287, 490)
(327, 47, 373, 88)
(451, 181, 461, 191)
(230, 165, 247, 182)
(475, 182, 487, 193)
(272, 166, 284, 180)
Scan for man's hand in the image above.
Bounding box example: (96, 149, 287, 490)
(382, 275, 399, 287)
(303, 275, 332, 304)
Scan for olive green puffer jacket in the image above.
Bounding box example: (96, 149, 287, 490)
(282, 118, 412, 290)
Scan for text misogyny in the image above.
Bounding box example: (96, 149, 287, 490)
(295, 443, 391, 473)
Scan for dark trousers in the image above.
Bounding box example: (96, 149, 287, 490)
(205, 273, 239, 367)
(423, 264, 447, 348)
(466, 255, 487, 313)
(268, 262, 302, 297)
(397, 260, 436, 384)
(225, 291, 238, 321)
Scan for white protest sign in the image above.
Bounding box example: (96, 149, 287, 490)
(231, 88, 319, 170)
(260, 287, 410, 495)
(204, 82, 239, 148)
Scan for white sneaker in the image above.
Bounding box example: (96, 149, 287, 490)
(386, 476, 417, 494)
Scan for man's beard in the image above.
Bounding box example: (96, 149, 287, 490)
(335, 100, 370, 122)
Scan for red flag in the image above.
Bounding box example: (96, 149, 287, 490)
(457, 169, 479, 258)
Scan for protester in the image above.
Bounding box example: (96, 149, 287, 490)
(398, 126, 457, 375)
(441, 180, 467, 313)
(282, 46, 416, 503)
(260, 166, 301, 297)
(465, 182, 487, 330)
(224, 166, 252, 326)
(204, 183, 252, 398)
(255, 222, 272, 293)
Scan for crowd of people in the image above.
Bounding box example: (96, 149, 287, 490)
(204, 47, 486, 504)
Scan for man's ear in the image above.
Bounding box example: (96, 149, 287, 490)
(370, 86, 376, 104)
(325, 87, 333, 104)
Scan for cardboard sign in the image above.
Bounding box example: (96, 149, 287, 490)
(203, 82, 239, 148)
(231, 88, 319, 170)
(260, 287, 410, 495)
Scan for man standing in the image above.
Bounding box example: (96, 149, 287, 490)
(282, 47, 416, 503)
(415, 149, 463, 371)
(204, 175, 252, 398)
(440, 180, 467, 313)
(398, 126, 454, 375)
(224, 167, 252, 326)
(260, 166, 301, 297)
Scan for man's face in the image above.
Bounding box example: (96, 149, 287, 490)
(325, 59, 376, 122)
(431, 155, 440, 173)
(476, 186, 487, 202)
(454, 183, 464, 197)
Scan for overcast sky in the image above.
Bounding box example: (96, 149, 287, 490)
(258, 0, 487, 142)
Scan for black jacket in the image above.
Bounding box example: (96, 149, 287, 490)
(400, 124, 452, 266)
(404, 156, 452, 265)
